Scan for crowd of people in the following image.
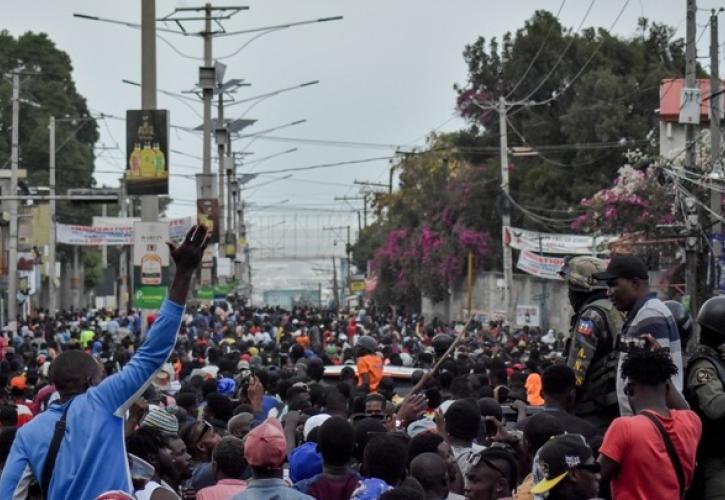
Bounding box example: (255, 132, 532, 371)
(0, 227, 720, 500)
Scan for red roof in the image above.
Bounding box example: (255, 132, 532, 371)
(660, 78, 723, 122)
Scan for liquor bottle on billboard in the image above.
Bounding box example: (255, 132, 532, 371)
(153, 143, 166, 177)
(141, 246, 162, 285)
(141, 143, 155, 178)
(130, 144, 142, 177)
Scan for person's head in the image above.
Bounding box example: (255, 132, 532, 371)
(181, 420, 222, 461)
(204, 392, 234, 425)
(592, 255, 649, 312)
(317, 416, 355, 466)
(175, 392, 198, 417)
(530, 434, 600, 500)
(355, 335, 378, 357)
(522, 412, 566, 460)
(664, 300, 694, 349)
(353, 417, 387, 462)
(244, 417, 287, 476)
(559, 256, 609, 310)
(464, 447, 518, 500)
(48, 350, 103, 398)
(0, 428, 17, 468)
(410, 452, 449, 500)
(0, 405, 18, 427)
(541, 365, 577, 411)
(324, 389, 348, 417)
(444, 399, 480, 443)
(126, 427, 190, 484)
(697, 295, 725, 353)
(211, 436, 246, 480)
(621, 348, 679, 413)
(165, 436, 193, 483)
(227, 412, 254, 439)
(365, 393, 386, 417)
(362, 434, 408, 487)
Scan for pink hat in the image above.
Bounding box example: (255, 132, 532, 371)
(244, 417, 287, 467)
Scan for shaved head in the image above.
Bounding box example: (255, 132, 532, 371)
(410, 452, 448, 498)
(49, 350, 103, 396)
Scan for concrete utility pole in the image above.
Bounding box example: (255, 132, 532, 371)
(217, 80, 226, 237)
(141, 0, 159, 222)
(710, 8, 723, 293)
(499, 96, 515, 324)
(8, 74, 20, 326)
(202, 3, 214, 200)
(684, 0, 700, 323)
(48, 116, 57, 317)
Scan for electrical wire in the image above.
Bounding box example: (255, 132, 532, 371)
(506, 0, 568, 100)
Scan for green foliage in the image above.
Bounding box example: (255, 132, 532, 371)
(0, 31, 102, 285)
(357, 11, 689, 308)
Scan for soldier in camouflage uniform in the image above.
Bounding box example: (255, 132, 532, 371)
(559, 256, 624, 429)
(685, 296, 725, 499)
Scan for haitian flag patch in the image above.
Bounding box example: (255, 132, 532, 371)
(576, 319, 594, 336)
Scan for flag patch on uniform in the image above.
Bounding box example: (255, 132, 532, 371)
(576, 319, 594, 336)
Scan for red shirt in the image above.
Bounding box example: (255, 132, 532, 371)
(600, 410, 701, 500)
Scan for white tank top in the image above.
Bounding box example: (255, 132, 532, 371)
(134, 479, 180, 500)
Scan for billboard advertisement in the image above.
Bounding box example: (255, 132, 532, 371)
(126, 109, 169, 195)
(197, 199, 220, 243)
(133, 222, 170, 286)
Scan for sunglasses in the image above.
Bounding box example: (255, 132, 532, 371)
(193, 420, 213, 449)
(467, 453, 508, 479)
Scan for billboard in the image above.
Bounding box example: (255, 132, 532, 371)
(126, 109, 169, 195)
(515, 305, 541, 328)
(133, 222, 170, 286)
(197, 199, 220, 243)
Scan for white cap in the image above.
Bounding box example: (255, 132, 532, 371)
(303, 413, 331, 441)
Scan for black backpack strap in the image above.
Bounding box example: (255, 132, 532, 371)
(640, 410, 686, 498)
(41, 399, 74, 498)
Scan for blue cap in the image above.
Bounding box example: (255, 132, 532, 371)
(217, 378, 236, 397)
(289, 441, 322, 483)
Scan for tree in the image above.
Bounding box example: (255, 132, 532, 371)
(356, 11, 691, 308)
(0, 31, 103, 286)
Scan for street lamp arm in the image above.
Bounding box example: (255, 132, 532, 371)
(73, 13, 188, 35)
(215, 16, 343, 37)
(216, 28, 286, 60)
(227, 81, 320, 109)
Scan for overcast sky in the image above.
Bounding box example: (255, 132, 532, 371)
(2, 0, 720, 294)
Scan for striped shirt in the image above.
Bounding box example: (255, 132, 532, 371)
(617, 293, 683, 415)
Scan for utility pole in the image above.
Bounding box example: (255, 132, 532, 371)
(217, 72, 226, 238)
(684, 0, 700, 326)
(8, 74, 19, 326)
(710, 8, 723, 295)
(499, 96, 515, 324)
(202, 3, 214, 200)
(48, 116, 57, 317)
(140, 0, 158, 222)
(331, 256, 339, 311)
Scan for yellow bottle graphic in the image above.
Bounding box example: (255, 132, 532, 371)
(140, 143, 155, 178)
(130, 144, 142, 177)
(153, 143, 165, 177)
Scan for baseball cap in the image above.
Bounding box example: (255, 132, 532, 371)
(303, 413, 331, 441)
(288, 441, 323, 483)
(244, 417, 287, 467)
(591, 255, 648, 282)
(530, 434, 598, 494)
(406, 418, 437, 438)
(10, 375, 26, 391)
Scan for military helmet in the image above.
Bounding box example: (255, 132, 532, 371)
(432, 333, 454, 357)
(558, 256, 609, 292)
(355, 335, 378, 353)
(664, 300, 693, 346)
(697, 296, 725, 335)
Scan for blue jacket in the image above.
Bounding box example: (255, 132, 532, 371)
(0, 300, 184, 500)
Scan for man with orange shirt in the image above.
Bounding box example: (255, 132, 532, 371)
(598, 348, 701, 499)
(355, 336, 383, 393)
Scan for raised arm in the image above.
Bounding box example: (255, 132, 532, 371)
(90, 225, 209, 416)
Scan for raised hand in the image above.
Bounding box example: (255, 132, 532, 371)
(167, 225, 210, 304)
(167, 225, 210, 275)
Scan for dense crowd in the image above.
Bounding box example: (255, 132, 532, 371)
(0, 227, 720, 500)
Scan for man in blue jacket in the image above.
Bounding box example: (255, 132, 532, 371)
(0, 225, 209, 499)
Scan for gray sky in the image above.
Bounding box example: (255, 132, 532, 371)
(2, 0, 718, 295)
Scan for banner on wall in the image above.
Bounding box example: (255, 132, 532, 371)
(56, 224, 134, 245)
(504, 226, 618, 255)
(516, 251, 565, 280)
(92, 217, 193, 242)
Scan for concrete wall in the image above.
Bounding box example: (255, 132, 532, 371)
(421, 271, 574, 334)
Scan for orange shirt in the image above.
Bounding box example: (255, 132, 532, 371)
(357, 354, 383, 392)
(296, 335, 311, 349)
(525, 373, 545, 406)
